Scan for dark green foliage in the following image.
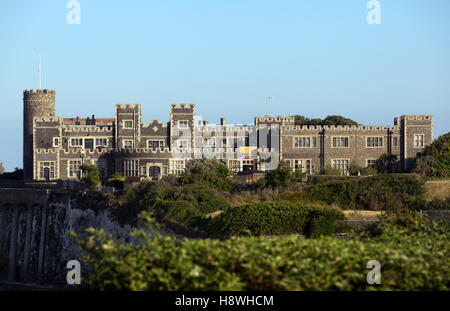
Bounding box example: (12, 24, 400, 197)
(81, 164, 101, 189)
(374, 153, 398, 174)
(413, 132, 450, 177)
(0, 167, 23, 180)
(154, 200, 202, 225)
(179, 159, 235, 191)
(323, 165, 341, 176)
(308, 174, 425, 210)
(262, 161, 304, 188)
(292, 115, 358, 126)
(105, 173, 125, 189)
(306, 208, 345, 237)
(73, 212, 450, 290)
(204, 201, 344, 237)
(407, 195, 450, 211)
(112, 172, 229, 226)
(349, 162, 361, 176)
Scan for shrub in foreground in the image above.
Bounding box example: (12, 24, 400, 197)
(73, 213, 449, 290)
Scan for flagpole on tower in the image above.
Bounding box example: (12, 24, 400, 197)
(38, 52, 42, 89)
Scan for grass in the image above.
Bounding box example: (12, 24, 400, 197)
(342, 210, 384, 221)
(424, 179, 450, 201)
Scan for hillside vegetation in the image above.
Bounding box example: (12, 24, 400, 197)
(74, 212, 450, 291)
(413, 131, 450, 177)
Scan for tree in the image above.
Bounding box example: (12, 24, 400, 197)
(375, 153, 398, 174)
(412, 132, 450, 177)
(292, 115, 359, 126)
(81, 164, 101, 189)
(264, 161, 304, 187)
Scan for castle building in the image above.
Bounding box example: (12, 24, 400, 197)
(23, 89, 433, 181)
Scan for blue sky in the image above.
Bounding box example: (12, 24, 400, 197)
(0, 0, 449, 171)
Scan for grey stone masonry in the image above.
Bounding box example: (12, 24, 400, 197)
(25, 88, 433, 181)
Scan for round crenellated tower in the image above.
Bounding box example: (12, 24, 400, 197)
(23, 89, 56, 180)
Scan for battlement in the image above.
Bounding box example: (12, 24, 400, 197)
(399, 115, 433, 121)
(142, 120, 168, 128)
(255, 116, 295, 124)
(24, 89, 55, 95)
(171, 103, 195, 110)
(35, 149, 58, 155)
(33, 116, 63, 125)
(196, 124, 256, 133)
(282, 124, 396, 132)
(61, 149, 110, 155)
(115, 104, 141, 110)
(116, 148, 171, 154)
(63, 125, 114, 132)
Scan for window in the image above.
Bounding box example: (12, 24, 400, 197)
(123, 140, 134, 149)
(123, 160, 138, 177)
(149, 166, 161, 180)
(123, 120, 133, 129)
(147, 140, 164, 151)
(70, 138, 83, 147)
(53, 137, 60, 147)
(414, 135, 424, 147)
(290, 159, 312, 175)
(228, 160, 240, 173)
(178, 120, 189, 129)
(176, 139, 189, 149)
(68, 160, 82, 179)
(366, 159, 376, 167)
(332, 159, 349, 176)
(39, 162, 56, 180)
(294, 137, 311, 148)
(169, 159, 185, 176)
(393, 137, 398, 147)
(95, 138, 108, 147)
(367, 137, 383, 148)
(142, 166, 147, 176)
(202, 138, 216, 152)
(332, 137, 349, 148)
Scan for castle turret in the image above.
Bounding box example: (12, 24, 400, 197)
(23, 89, 55, 180)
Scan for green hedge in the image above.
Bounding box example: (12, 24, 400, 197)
(203, 201, 344, 237)
(74, 213, 450, 290)
(308, 174, 425, 210)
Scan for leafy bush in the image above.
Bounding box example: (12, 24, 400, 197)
(306, 208, 345, 238)
(154, 200, 202, 225)
(73, 212, 449, 290)
(203, 201, 344, 237)
(262, 162, 304, 188)
(179, 159, 235, 191)
(349, 162, 361, 176)
(407, 195, 450, 211)
(361, 166, 377, 176)
(374, 153, 398, 174)
(308, 174, 425, 210)
(413, 132, 450, 177)
(178, 184, 229, 214)
(323, 165, 341, 176)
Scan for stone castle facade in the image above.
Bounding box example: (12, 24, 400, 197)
(23, 89, 434, 181)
